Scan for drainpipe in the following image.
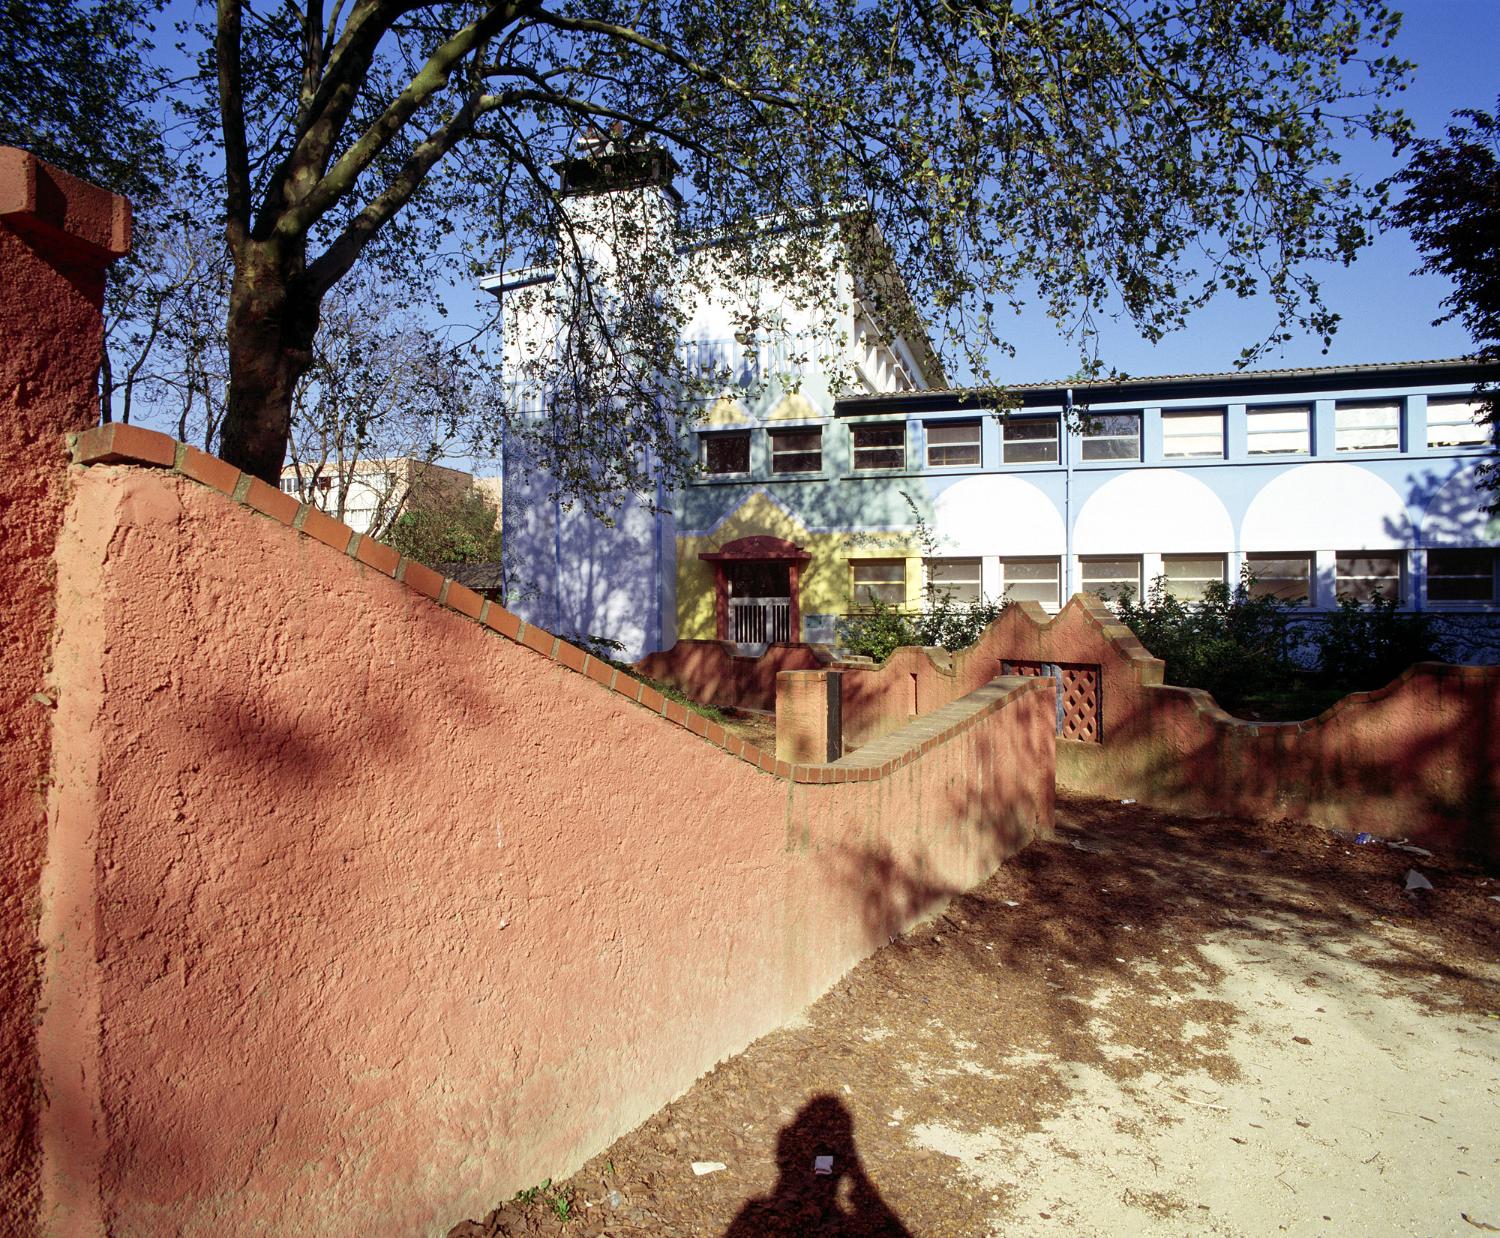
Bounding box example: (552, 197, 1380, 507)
(1063, 386, 1075, 599)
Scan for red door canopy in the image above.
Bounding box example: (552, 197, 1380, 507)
(698, 535, 811, 563)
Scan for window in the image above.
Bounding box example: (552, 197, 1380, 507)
(1080, 556, 1141, 601)
(925, 558, 982, 603)
(1427, 399, 1489, 448)
(1162, 410, 1225, 459)
(851, 423, 906, 470)
(1244, 554, 1312, 605)
(1001, 417, 1059, 464)
(1246, 406, 1311, 456)
(770, 428, 822, 474)
(700, 430, 750, 475)
(1000, 558, 1061, 608)
(1335, 401, 1401, 452)
(1427, 549, 1496, 603)
(1163, 554, 1226, 602)
(280, 476, 299, 494)
(1080, 413, 1140, 462)
(925, 420, 981, 468)
(1335, 552, 1402, 603)
(851, 559, 906, 607)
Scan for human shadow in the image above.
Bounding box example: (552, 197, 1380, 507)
(723, 1095, 912, 1237)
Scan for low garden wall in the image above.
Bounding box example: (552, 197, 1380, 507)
(33, 431, 1056, 1234)
(634, 638, 829, 711)
(780, 597, 1500, 857)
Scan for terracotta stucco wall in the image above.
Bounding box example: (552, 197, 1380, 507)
(817, 597, 1500, 856)
(0, 148, 128, 1226)
(43, 451, 1054, 1234)
(635, 639, 829, 711)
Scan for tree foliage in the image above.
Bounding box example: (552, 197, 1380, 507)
(1391, 96, 1500, 499)
(180, 0, 1412, 490)
(384, 483, 504, 567)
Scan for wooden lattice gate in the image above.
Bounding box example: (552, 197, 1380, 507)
(1001, 661, 1102, 742)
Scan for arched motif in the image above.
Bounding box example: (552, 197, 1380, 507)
(1241, 463, 1411, 551)
(931, 474, 1066, 556)
(1074, 470, 1234, 554)
(1419, 462, 1500, 547)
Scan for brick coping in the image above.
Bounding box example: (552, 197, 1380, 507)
(70, 423, 1053, 785)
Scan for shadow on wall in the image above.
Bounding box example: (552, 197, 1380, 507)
(723, 1096, 912, 1237)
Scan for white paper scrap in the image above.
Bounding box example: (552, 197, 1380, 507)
(691, 1161, 726, 1176)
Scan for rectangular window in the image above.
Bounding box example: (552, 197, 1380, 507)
(851, 559, 906, 607)
(1163, 554, 1226, 602)
(769, 428, 822, 474)
(925, 420, 981, 468)
(1426, 398, 1489, 448)
(1162, 410, 1225, 459)
(1080, 556, 1141, 601)
(925, 558, 982, 603)
(851, 423, 906, 471)
(1080, 413, 1140, 462)
(1246, 406, 1311, 456)
(1000, 557, 1061, 609)
(1335, 401, 1401, 452)
(280, 476, 299, 494)
(1244, 553, 1313, 605)
(1335, 552, 1402, 603)
(700, 430, 750, 475)
(1001, 417, 1060, 464)
(1427, 549, 1496, 603)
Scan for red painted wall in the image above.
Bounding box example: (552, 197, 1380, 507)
(816, 597, 1500, 856)
(40, 454, 1054, 1234)
(0, 148, 128, 1227)
(634, 639, 828, 711)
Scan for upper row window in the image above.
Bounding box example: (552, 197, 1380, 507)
(1080, 413, 1140, 462)
(701, 430, 750, 475)
(1163, 410, 1224, 459)
(852, 423, 906, 470)
(770, 428, 822, 474)
(1247, 406, 1311, 455)
(1003, 417, 1059, 463)
(925, 420, 981, 468)
(1427, 399, 1488, 448)
(1335, 401, 1400, 452)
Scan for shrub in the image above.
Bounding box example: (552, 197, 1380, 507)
(1313, 593, 1450, 691)
(837, 592, 1006, 662)
(1112, 573, 1294, 709)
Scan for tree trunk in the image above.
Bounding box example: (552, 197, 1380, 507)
(219, 243, 320, 482)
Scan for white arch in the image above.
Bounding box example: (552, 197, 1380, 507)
(1241, 463, 1411, 551)
(1073, 469, 1234, 554)
(1419, 463, 1500, 547)
(930, 474, 1065, 556)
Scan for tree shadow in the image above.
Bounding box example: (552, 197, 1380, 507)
(723, 1095, 912, 1237)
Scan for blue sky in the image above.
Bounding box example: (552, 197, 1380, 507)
(984, 0, 1500, 384)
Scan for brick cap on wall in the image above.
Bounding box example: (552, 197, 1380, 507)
(0, 147, 131, 258)
(70, 425, 1046, 785)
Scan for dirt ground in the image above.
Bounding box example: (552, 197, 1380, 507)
(448, 797, 1500, 1237)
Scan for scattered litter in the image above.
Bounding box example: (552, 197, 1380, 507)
(1003, 900, 1021, 908)
(1068, 839, 1096, 852)
(1354, 832, 1374, 844)
(1120, 798, 1136, 805)
(1115, 957, 1126, 963)
(691, 1162, 726, 1176)
(1292, 1035, 1312, 1045)
(1461, 1214, 1500, 1233)
(1386, 840, 1434, 858)
(1490, 896, 1500, 904)
(1405, 869, 1435, 892)
(813, 1156, 834, 1176)
(606, 1190, 625, 1209)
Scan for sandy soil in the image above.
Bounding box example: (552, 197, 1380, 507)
(448, 797, 1500, 1237)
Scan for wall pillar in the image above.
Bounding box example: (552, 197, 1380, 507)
(0, 147, 130, 1232)
(787, 561, 801, 642)
(775, 670, 843, 764)
(713, 562, 728, 640)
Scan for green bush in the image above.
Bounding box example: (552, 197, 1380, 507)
(837, 592, 1006, 662)
(1112, 573, 1294, 710)
(1313, 592, 1449, 691)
